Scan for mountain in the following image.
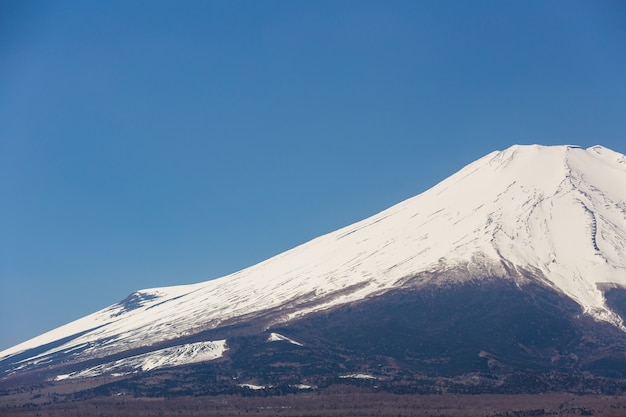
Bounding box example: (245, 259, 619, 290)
(2, 144, 626, 397)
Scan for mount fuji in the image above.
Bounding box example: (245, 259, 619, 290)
(2, 144, 626, 396)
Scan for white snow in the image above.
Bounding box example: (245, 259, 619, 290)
(340, 373, 377, 379)
(3, 144, 626, 376)
(239, 383, 268, 390)
(267, 332, 304, 346)
(53, 340, 226, 380)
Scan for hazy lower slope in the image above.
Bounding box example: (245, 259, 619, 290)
(2, 144, 626, 383)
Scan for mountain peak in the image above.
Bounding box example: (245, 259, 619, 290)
(427, 144, 626, 323)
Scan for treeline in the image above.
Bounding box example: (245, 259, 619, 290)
(3, 391, 626, 417)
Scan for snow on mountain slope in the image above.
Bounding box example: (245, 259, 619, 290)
(2, 144, 626, 372)
(267, 333, 304, 346)
(54, 340, 227, 380)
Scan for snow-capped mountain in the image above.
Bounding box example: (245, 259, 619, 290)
(2, 144, 626, 394)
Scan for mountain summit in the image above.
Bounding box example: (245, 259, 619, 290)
(3, 144, 626, 395)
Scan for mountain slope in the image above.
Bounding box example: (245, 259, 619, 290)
(2, 144, 626, 391)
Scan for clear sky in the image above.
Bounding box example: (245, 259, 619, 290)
(1, 0, 625, 351)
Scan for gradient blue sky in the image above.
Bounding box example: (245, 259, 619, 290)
(1, 1, 625, 350)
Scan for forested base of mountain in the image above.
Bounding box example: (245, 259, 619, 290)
(2, 386, 626, 417)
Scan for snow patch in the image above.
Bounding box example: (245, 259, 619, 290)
(239, 383, 269, 390)
(267, 332, 303, 346)
(54, 340, 226, 380)
(340, 373, 377, 379)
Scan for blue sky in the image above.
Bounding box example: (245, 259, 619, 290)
(1, 0, 625, 350)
